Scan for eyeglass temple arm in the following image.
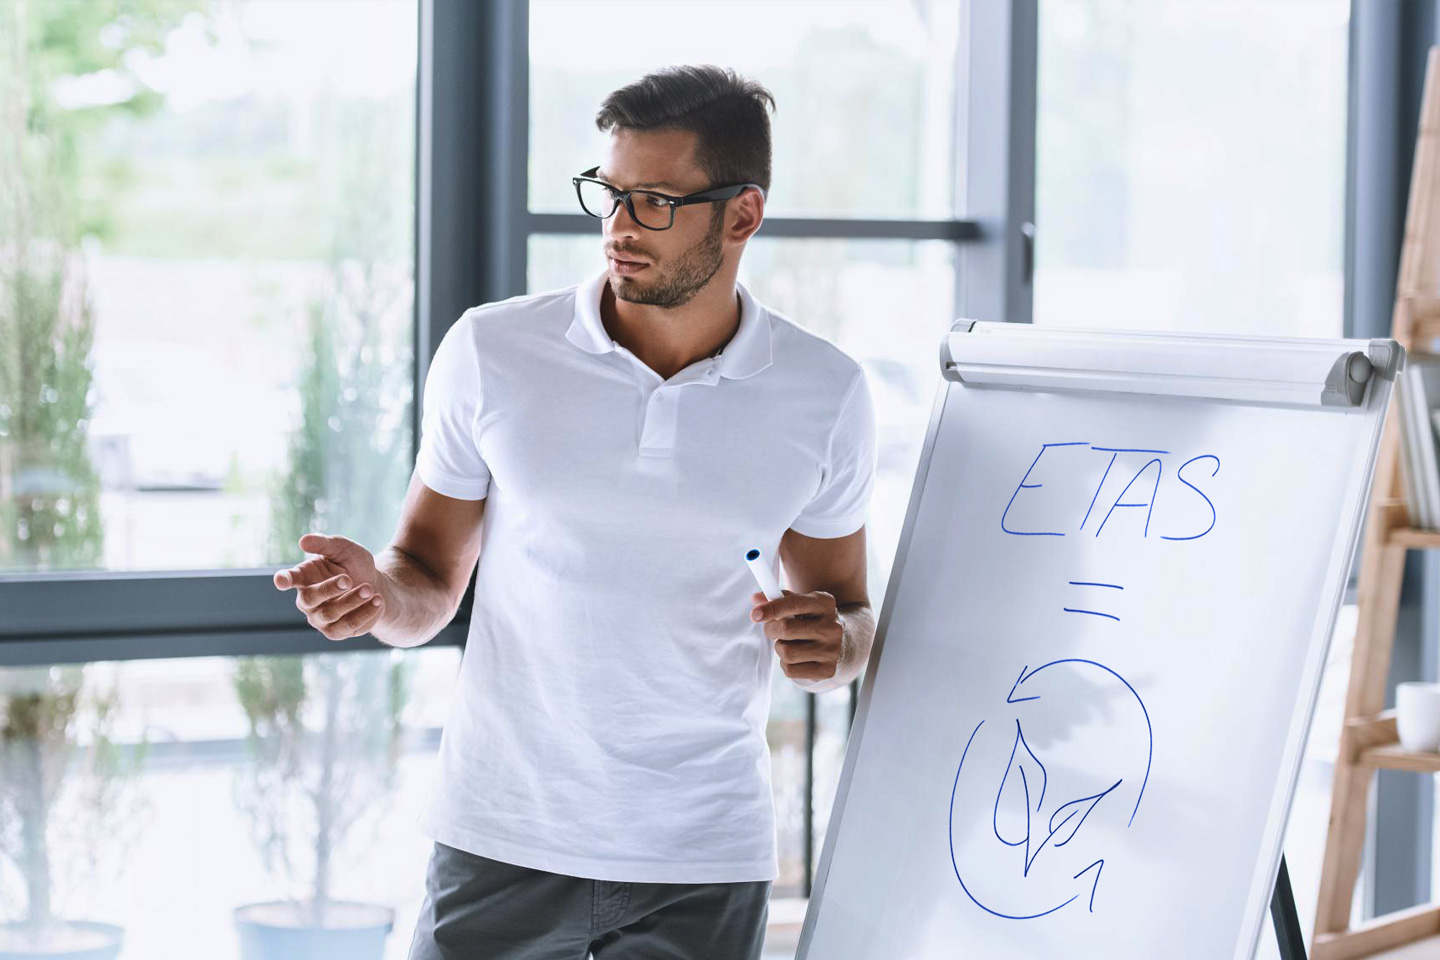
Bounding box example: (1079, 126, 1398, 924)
(675, 183, 767, 206)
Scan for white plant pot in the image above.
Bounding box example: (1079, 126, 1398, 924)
(234, 900, 393, 960)
(0, 919, 123, 960)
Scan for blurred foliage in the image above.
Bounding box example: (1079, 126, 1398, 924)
(233, 46, 416, 923)
(0, 0, 202, 931)
(11, 0, 212, 246)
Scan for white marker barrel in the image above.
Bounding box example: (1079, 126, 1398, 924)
(745, 547, 784, 601)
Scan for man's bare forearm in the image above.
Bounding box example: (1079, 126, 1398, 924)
(369, 545, 459, 648)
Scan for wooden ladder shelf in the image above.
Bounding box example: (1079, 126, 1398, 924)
(1313, 45, 1440, 960)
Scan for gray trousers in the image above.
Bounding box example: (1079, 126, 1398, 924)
(406, 841, 773, 960)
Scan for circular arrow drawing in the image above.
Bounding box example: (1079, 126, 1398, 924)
(947, 658, 1153, 919)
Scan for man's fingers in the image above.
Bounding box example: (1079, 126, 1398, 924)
(298, 532, 332, 555)
(320, 587, 384, 640)
(275, 533, 381, 641)
(774, 638, 830, 668)
(763, 615, 829, 642)
(752, 588, 797, 621)
(298, 532, 363, 566)
(314, 583, 373, 625)
(782, 660, 835, 681)
(275, 564, 311, 590)
(274, 556, 327, 591)
(296, 573, 359, 612)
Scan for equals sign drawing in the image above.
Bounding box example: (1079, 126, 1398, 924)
(1064, 581, 1123, 622)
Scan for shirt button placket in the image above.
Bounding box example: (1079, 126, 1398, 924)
(639, 387, 678, 456)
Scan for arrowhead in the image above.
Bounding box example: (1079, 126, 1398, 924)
(1007, 665, 1040, 704)
(1073, 859, 1104, 912)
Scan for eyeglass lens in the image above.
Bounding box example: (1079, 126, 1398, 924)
(576, 180, 674, 229)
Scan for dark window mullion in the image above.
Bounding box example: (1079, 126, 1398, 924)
(0, 622, 470, 668)
(526, 212, 981, 242)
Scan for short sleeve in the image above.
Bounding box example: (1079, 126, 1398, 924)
(415, 312, 491, 500)
(789, 369, 877, 538)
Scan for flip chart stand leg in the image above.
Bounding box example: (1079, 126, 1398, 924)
(1271, 855, 1308, 960)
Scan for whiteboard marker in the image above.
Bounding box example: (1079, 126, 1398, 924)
(745, 547, 784, 602)
(747, 546, 828, 690)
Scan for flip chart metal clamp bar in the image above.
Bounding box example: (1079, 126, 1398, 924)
(940, 319, 1401, 408)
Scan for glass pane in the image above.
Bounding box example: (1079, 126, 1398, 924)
(0, 646, 460, 959)
(0, 0, 419, 575)
(529, 0, 963, 220)
(766, 669, 810, 897)
(1032, 0, 1348, 336)
(811, 685, 853, 881)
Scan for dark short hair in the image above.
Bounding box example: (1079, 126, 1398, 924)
(595, 65, 776, 198)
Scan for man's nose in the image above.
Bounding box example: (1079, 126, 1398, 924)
(605, 199, 643, 241)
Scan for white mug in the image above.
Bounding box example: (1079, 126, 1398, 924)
(1396, 681, 1440, 752)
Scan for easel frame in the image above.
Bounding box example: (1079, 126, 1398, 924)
(1274, 857, 1308, 960)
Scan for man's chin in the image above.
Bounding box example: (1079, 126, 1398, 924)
(610, 277, 650, 301)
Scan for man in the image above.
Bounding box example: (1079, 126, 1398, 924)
(273, 64, 877, 960)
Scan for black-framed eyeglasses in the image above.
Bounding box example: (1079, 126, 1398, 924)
(571, 166, 766, 231)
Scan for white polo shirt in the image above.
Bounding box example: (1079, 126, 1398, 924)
(413, 267, 876, 883)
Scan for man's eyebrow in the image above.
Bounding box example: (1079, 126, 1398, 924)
(594, 169, 681, 191)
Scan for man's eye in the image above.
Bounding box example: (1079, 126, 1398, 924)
(644, 195, 669, 208)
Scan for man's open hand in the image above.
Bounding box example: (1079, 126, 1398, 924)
(750, 588, 843, 682)
(274, 533, 385, 641)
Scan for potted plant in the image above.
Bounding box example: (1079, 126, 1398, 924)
(0, 5, 163, 950)
(0, 665, 151, 960)
(230, 79, 416, 959)
(229, 651, 410, 960)
(2, 3, 206, 951)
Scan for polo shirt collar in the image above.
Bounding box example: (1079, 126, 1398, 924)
(566, 268, 773, 381)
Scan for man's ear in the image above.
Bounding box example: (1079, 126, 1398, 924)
(726, 189, 765, 245)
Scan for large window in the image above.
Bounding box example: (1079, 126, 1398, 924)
(1, 2, 430, 958)
(1033, 0, 1350, 337)
(0, 0, 418, 575)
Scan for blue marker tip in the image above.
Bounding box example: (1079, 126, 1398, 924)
(745, 548, 759, 561)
